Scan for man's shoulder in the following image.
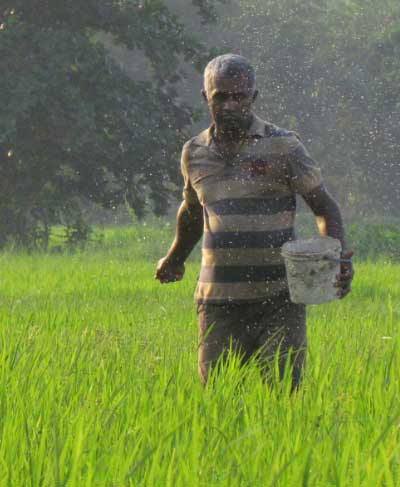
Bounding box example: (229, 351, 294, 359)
(181, 128, 210, 162)
(259, 118, 301, 140)
(257, 118, 302, 153)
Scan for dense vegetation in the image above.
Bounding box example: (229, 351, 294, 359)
(2, 3, 398, 483)
(0, 0, 223, 248)
(225, 0, 400, 217)
(0, 226, 399, 485)
(1, 0, 399, 249)
(34, 217, 400, 263)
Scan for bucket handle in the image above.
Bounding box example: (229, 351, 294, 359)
(323, 256, 352, 263)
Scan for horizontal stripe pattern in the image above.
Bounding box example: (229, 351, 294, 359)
(200, 180, 292, 205)
(201, 248, 285, 266)
(204, 211, 295, 233)
(203, 229, 294, 249)
(195, 280, 289, 303)
(181, 114, 322, 303)
(207, 197, 296, 216)
(199, 265, 287, 283)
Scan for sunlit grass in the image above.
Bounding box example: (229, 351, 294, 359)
(0, 226, 399, 486)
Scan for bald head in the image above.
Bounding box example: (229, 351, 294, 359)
(203, 54, 256, 96)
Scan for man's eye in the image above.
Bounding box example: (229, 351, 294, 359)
(215, 93, 228, 102)
(213, 93, 246, 102)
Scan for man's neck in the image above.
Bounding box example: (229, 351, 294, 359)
(213, 114, 253, 145)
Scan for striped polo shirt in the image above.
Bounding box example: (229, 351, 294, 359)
(180, 113, 323, 304)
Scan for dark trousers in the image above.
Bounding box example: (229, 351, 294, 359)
(197, 294, 306, 388)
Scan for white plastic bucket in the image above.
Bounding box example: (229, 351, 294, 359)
(281, 236, 342, 304)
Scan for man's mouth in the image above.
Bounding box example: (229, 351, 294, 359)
(220, 113, 242, 123)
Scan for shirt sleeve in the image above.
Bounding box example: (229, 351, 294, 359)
(180, 143, 201, 206)
(287, 137, 323, 196)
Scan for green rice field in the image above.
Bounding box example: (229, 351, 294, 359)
(0, 225, 399, 486)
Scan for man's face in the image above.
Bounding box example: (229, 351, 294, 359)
(202, 73, 258, 132)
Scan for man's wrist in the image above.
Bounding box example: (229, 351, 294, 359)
(165, 253, 185, 267)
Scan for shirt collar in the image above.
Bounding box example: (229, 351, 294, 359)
(246, 113, 267, 137)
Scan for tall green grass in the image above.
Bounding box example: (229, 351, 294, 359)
(0, 226, 399, 486)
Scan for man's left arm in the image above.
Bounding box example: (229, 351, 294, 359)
(286, 136, 355, 299)
(302, 184, 354, 299)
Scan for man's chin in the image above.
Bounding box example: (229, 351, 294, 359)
(218, 118, 246, 132)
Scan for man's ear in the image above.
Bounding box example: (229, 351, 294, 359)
(201, 89, 208, 103)
(252, 89, 259, 103)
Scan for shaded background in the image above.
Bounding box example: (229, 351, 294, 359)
(1, 0, 399, 250)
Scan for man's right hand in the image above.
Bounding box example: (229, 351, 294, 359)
(155, 256, 185, 284)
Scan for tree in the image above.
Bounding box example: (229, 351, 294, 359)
(336, 0, 400, 216)
(0, 0, 223, 248)
(226, 0, 400, 217)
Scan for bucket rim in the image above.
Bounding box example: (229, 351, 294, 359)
(281, 251, 335, 257)
(281, 236, 341, 258)
(281, 253, 338, 261)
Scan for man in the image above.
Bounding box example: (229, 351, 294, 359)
(155, 54, 354, 388)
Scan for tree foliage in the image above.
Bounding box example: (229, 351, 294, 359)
(225, 0, 400, 217)
(1, 0, 399, 249)
(0, 0, 222, 248)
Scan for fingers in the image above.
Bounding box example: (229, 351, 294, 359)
(335, 278, 351, 297)
(154, 268, 183, 284)
(335, 261, 354, 298)
(335, 278, 352, 298)
(338, 286, 351, 299)
(157, 274, 183, 284)
(335, 270, 354, 285)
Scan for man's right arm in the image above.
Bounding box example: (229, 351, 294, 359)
(155, 200, 203, 283)
(164, 199, 204, 267)
(155, 141, 204, 283)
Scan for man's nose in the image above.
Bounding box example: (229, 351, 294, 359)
(222, 99, 239, 111)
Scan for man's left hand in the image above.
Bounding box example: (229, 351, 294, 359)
(335, 250, 355, 299)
